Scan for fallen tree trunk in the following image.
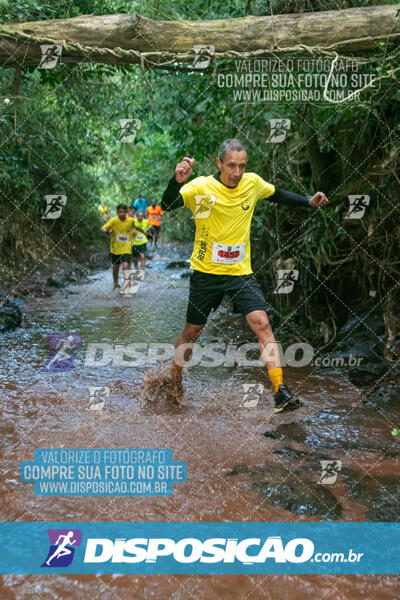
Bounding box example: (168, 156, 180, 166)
(0, 5, 399, 68)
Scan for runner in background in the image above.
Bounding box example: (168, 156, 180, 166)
(132, 210, 152, 272)
(146, 200, 164, 249)
(133, 193, 148, 216)
(98, 201, 110, 221)
(101, 204, 143, 290)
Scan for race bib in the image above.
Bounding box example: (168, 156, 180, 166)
(211, 242, 245, 264)
(135, 234, 146, 242)
(116, 234, 130, 243)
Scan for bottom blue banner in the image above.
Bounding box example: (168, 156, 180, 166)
(0, 522, 398, 574)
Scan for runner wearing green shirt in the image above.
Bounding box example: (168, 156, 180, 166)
(132, 210, 152, 272)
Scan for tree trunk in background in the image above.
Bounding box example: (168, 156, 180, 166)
(0, 5, 399, 67)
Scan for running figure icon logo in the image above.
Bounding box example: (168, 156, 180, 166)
(274, 269, 299, 294)
(241, 383, 264, 408)
(42, 195, 67, 220)
(318, 460, 342, 485)
(87, 386, 110, 410)
(42, 334, 82, 372)
(118, 119, 141, 143)
(38, 45, 62, 69)
(192, 45, 215, 69)
(121, 270, 145, 295)
(41, 529, 82, 568)
(344, 195, 370, 219)
(193, 195, 217, 219)
(267, 119, 291, 143)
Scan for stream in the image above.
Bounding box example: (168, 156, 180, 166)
(1, 244, 399, 599)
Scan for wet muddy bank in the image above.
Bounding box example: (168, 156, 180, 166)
(0, 249, 109, 300)
(255, 405, 400, 521)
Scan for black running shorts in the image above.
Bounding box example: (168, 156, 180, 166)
(132, 244, 147, 257)
(186, 270, 269, 325)
(111, 253, 131, 265)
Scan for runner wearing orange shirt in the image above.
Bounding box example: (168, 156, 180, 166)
(146, 201, 164, 248)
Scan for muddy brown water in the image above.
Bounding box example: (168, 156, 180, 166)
(1, 246, 399, 598)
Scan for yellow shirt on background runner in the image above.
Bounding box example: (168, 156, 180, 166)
(179, 173, 275, 275)
(132, 218, 152, 245)
(102, 216, 136, 254)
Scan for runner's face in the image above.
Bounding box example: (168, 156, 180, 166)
(216, 150, 248, 188)
(117, 208, 127, 220)
(136, 211, 144, 221)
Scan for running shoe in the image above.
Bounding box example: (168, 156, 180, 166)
(274, 384, 301, 413)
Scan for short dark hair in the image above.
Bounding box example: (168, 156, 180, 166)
(116, 203, 128, 211)
(218, 138, 248, 161)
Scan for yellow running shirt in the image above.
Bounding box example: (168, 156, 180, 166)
(132, 218, 151, 245)
(179, 173, 275, 275)
(103, 216, 136, 254)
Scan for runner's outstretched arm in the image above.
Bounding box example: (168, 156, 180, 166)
(266, 188, 329, 207)
(161, 156, 195, 212)
(161, 176, 184, 211)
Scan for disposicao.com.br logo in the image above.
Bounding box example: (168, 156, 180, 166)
(1, 522, 387, 574)
(82, 536, 363, 565)
(84, 535, 313, 564)
(25, 524, 373, 575)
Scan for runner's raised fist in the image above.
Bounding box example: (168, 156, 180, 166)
(309, 191, 329, 207)
(175, 156, 195, 183)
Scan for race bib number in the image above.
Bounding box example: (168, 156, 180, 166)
(135, 234, 146, 242)
(211, 242, 245, 264)
(116, 234, 130, 243)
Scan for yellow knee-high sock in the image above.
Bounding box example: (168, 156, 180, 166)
(268, 367, 283, 394)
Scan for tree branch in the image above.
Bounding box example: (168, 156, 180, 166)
(0, 5, 398, 68)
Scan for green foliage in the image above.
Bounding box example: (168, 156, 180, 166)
(162, 209, 195, 242)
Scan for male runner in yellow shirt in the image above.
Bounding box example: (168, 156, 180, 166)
(161, 138, 329, 413)
(101, 203, 143, 290)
